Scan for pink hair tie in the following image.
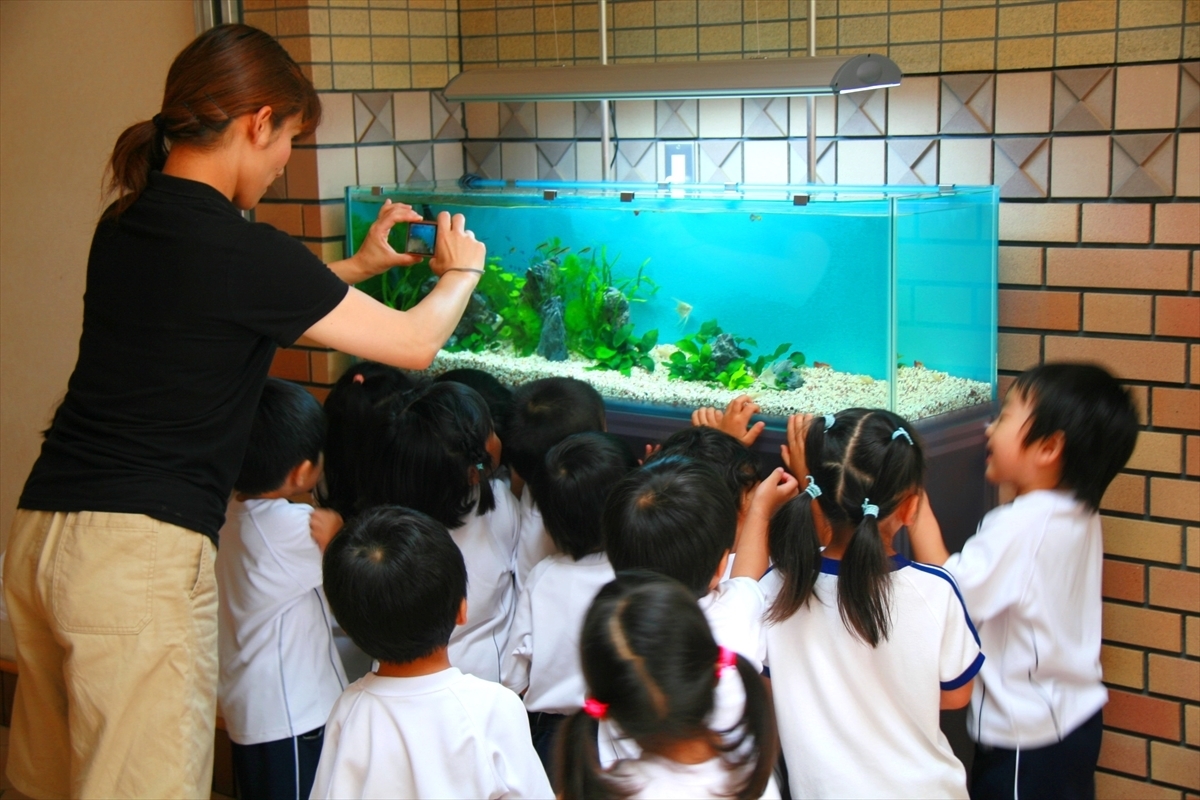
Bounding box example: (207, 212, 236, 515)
(716, 646, 738, 676)
(583, 697, 609, 719)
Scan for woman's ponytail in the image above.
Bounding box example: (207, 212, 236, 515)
(724, 655, 779, 800)
(766, 493, 821, 623)
(837, 508, 893, 646)
(105, 119, 168, 218)
(556, 710, 625, 800)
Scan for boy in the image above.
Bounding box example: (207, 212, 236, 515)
(312, 506, 553, 799)
(504, 377, 607, 586)
(215, 378, 347, 800)
(501, 432, 636, 773)
(909, 363, 1139, 800)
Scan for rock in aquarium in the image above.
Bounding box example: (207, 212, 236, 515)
(537, 296, 568, 362)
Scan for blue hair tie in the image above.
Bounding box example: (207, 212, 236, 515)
(861, 499, 880, 519)
(823, 414, 835, 431)
(892, 427, 913, 445)
(476, 462, 485, 471)
(804, 476, 822, 499)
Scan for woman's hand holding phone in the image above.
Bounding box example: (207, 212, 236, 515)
(429, 210, 486, 279)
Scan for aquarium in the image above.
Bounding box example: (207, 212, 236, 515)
(345, 179, 998, 422)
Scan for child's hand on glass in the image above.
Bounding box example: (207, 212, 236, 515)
(692, 394, 765, 446)
(781, 413, 816, 478)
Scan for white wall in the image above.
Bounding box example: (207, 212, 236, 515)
(0, 0, 195, 658)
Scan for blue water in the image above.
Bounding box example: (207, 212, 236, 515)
(347, 183, 996, 390)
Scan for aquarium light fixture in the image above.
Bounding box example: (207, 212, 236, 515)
(441, 54, 901, 103)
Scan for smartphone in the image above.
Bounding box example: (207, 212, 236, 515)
(405, 221, 437, 256)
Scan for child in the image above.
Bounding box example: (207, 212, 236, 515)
(501, 432, 638, 772)
(312, 506, 553, 799)
(505, 377, 608, 585)
(436, 367, 515, 442)
(358, 381, 519, 683)
(764, 408, 983, 798)
(557, 571, 779, 800)
(908, 363, 1138, 799)
(215, 378, 347, 800)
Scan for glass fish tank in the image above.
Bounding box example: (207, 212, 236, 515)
(345, 179, 998, 423)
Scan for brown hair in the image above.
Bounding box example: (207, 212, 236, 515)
(104, 24, 320, 219)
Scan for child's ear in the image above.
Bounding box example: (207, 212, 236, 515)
(287, 459, 322, 495)
(455, 598, 469, 627)
(1032, 430, 1066, 469)
(894, 492, 921, 528)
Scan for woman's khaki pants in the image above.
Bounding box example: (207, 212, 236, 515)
(3, 509, 218, 799)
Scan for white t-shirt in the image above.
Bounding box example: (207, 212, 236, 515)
(515, 490, 559, 591)
(215, 497, 347, 745)
(448, 479, 522, 683)
(310, 669, 554, 799)
(608, 753, 782, 799)
(501, 552, 615, 714)
(762, 555, 982, 800)
(943, 489, 1107, 749)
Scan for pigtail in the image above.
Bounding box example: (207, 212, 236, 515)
(103, 119, 167, 220)
(837, 511, 893, 646)
(556, 710, 629, 800)
(720, 655, 780, 800)
(766, 494, 822, 623)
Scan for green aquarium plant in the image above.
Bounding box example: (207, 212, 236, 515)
(666, 320, 804, 391)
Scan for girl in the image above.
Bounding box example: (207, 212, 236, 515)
(359, 381, 519, 683)
(558, 571, 779, 800)
(764, 409, 983, 799)
(6, 23, 484, 798)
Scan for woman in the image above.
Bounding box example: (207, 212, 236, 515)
(3, 24, 484, 799)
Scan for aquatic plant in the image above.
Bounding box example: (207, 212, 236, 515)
(666, 319, 803, 391)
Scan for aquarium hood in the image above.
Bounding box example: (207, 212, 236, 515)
(442, 54, 902, 102)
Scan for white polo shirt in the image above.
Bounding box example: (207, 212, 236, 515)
(762, 555, 982, 799)
(943, 489, 1107, 749)
(501, 552, 615, 714)
(310, 669, 554, 799)
(215, 497, 347, 745)
(448, 479, 522, 683)
(515, 490, 558, 591)
(608, 753, 782, 799)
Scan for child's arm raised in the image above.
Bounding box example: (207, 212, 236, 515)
(692, 394, 766, 446)
(309, 508, 344, 554)
(731, 467, 799, 580)
(908, 490, 950, 566)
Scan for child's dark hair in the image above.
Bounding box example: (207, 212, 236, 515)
(435, 368, 514, 439)
(648, 427, 762, 510)
(317, 361, 422, 517)
(360, 382, 497, 529)
(323, 506, 466, 664)
(556, 571, 777, 800)
(539, 432, 639, 560)
(234, 378, 325, 496)
(1011, 362, 1138, 510)
(603, 457, 737, 598)
(506, 377, 606, 491)
(768, 408, 926, 647)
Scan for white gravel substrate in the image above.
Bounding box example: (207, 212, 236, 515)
(423, 349, 992, 420)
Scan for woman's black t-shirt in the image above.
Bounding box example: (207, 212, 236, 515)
(19, 172, 349, 542)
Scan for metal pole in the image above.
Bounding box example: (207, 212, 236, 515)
(806, 0, 817, 183)
(599, 0, 611, 181)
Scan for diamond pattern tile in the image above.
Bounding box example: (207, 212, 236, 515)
(838, 90, 885, 136)
(431, 92, 465, 140)
(788, 139, 836, 184)
(656, 99, 698, 138)
(1053, 68, 1113, 132)
(940, 74, 993, 134)
(1180, 62, 1200, 129)
(615, 140, 656, 182)
(537, 142, 576, 180)
(354, 92, 395, 143)
(887, 139, 937, 185)
(744, 97, 788, 137)
(994, 138, 1049, 198)
(576, 101, 604, 138)
(698, 140, 741, 183)
(396, 143, 434, 183)
(1112, 133, 1175, 197)
(499, 102, 536, 138)
(465, 141, 501, 178)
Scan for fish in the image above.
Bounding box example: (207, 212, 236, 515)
(749, 213, 762, 222)
(672, 298, 693, 327)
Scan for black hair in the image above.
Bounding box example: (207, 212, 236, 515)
(435, 368, 514, 439)
(1012, 362, 1138, 510)
(538, 432, 639, 560)
(234, 377, 325, 496)
(323, 506, 466, 664)
(360, 381, 497, 529)
(603, 457, 737, 598)
(648, 427, 763, 510)
(506, 377, 606, 492)
(317, 361, 423, 517)
(557, 571, 778, 800)
(767, 408, 926, 647)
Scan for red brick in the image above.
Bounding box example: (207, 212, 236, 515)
(1189, 617, 1200, 658)
(1102, 516, 1182, 564)
(1105, 560, 1146, 602)
(1000, 203, 1079, 242)
(1149, 654, 1200, 702)
(1151, 477, 1200, 522)
(269, 348, 310, 382)
(1103, 643, 1146, 688)
(1102, 472, 1146, 515)
(1188, 705, 1200, 747)
(1106, 689, 1182, 739)
(1156, 203, 1200, 245)
(998, 246, 1043, 284)
(1154, 389, 1200, 430)
(1103, 602, 1181, 651)
(1046, 248, 1191, 290)
(1099, 730, 1148, 777)
(1128, 432, 1184, 474)
(1189, 527, 1199, 569)
(1188, 437, 1200, 477)
(999, 332, 1041, 371)
(1044, 336, 1187, 383)
(999, 289, 1080, 330)
(1083, 203, 1152, 244)
(1150, 568, 1200, 613)
(1084, 293, 1153, 334)
(1151, 741, 1200, 790)
(1095, 770, 1183, 800)
(1157, 297, 1200, 338)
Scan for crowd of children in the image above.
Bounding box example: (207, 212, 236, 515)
(215, 360, 1138, 800)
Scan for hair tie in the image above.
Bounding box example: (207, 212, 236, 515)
(862, 499, 880, 519)
(151, 113, 165, 132)
(823, 414, 836, 431)
(892, 427, 913, 445)
(583, 698, 609, 719)
(352, 374, 365, 384)
(804, 475, 822, 499)
(716, 646, 738, 676)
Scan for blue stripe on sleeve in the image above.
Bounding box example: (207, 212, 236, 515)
(906, 561, 981, 646)
(941, 651, 985, 690)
